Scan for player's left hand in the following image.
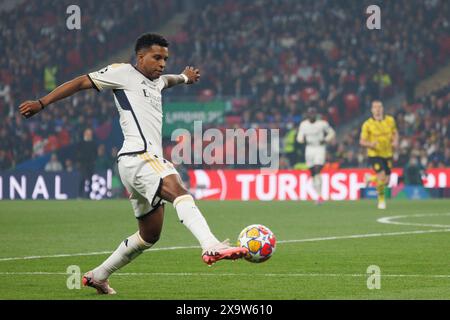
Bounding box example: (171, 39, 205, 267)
(182, 66, 200, 84)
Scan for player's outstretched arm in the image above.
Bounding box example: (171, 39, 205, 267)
(19, 75, 95, 119)
(161, 66, 200, 89)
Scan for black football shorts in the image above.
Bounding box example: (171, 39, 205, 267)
(368, 157, 393, 175)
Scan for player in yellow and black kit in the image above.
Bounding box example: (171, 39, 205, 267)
(360, 101, 399, 209)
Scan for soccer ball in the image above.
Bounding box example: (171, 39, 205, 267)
(237, 224, 276, 263)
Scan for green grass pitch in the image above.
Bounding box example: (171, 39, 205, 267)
(0, 199, 449, 299)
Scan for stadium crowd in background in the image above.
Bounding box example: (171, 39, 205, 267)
(0, 0, 449, 173)
(0, 0, 178, 170)
(168, 0, 450, 125)
(328, 84, 450, 171)
(1, 0, 177, 103)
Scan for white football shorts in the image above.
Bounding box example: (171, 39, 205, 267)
(118, 152, 179, 218)
(305, 145, 326, 167)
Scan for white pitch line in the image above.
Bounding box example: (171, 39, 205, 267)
(377, 212, 450, 228)
(0, 272, 449, 279)
(0, 245, 203, 262)
(0, 246, 201, 262)
(280, 228, 450, 244)
(0, 251, 113, 262)
(1, 228, 450, 262)
(0, 272, 67, 275)
(113, 272, 450, 279)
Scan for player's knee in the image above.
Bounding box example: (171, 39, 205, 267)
(167, 185, 189, 203)
(173, 183, 188, 198)
(160, 175, 189, 202)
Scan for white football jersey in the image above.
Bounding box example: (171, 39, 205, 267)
(297, 119, 334, 146)
(88, 63, 168, 157)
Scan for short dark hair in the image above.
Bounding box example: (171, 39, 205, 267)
(135, 33, 169, 54)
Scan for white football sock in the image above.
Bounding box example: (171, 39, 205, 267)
(173, 194, 220, 250)
(313, 174, 322, 199)
(92, 231, 153, 281)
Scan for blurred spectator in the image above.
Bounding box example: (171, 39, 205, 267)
(404, 55, 418, 104)
(77, 128, 97, 198)
(0, 83, 11, 105)
(282, 122, 301, 167)
(0, 150, 12, 171)
(95, 144, 111, 171)
(403, 157, 425, 185)
(340, 150, 359, 168)
(65, 158, 75, 172)
(44, 153, 63, 172)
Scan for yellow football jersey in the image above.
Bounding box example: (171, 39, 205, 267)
(360, 115, 397, 158)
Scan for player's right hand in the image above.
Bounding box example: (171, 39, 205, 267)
(19, 100, 43, 119)
(369, 141, 378, 149)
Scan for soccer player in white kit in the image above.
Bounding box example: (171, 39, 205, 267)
(296, 107, 335, 204)
(18, 33, 248, 294)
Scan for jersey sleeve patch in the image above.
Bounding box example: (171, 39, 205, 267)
(88, 63, 129, 91)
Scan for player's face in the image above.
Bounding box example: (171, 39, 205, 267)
(371, 102, 384, 120)
(307, 110, 317, 122)
(138, 45, 169, 80)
